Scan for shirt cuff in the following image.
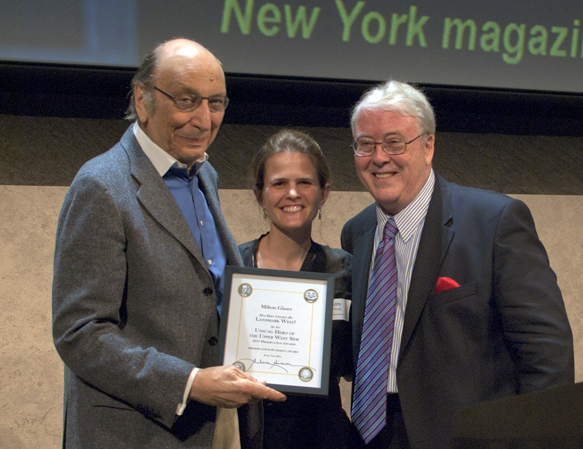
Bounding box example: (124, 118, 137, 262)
(176, 367, 199, 416)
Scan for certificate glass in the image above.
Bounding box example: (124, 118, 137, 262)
(219, 266, 334, 395)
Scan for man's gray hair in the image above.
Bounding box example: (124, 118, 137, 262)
(350, 80, 436, 136)
(124, 44, 164, 121)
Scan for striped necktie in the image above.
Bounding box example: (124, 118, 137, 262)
(351, 217, 398, 444)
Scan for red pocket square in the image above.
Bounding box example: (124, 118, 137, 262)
(435, 277, 460, 293)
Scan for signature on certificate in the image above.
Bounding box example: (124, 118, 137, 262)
(240, 358, 310, 373)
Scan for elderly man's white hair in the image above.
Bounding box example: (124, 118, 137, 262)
(351, 80, 436, 136)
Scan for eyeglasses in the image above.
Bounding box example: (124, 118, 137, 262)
(151, 85, 229, 112)
(352, 133, 426, 157)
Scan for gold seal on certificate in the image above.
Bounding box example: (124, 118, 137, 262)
(304, 289, 318, 303)
(238, 283, 253, 297)
(298, 367, 314, 382)
(219, 266, 334, 395)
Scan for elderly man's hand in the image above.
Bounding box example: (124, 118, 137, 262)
(189, 365, 286, 408)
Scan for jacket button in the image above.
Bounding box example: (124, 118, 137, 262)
(203, 287, 213, 296)
(208, 337, 218, 346)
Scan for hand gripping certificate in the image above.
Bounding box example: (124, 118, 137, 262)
(218, 266, 334, 395)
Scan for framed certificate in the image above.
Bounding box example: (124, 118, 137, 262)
(218, 265, 335, 396)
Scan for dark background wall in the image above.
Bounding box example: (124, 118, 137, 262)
(2, 62, 583, 193)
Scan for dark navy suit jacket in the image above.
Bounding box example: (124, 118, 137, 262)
(341, 173, 574, 449)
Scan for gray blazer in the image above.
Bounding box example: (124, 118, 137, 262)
(52, 126, 253, 448)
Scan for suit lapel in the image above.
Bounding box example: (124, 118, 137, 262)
(352, 209, 377, 359)
(399, 175, 455, 355)
(120, 129, 206, 266)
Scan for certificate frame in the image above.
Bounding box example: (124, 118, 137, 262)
(218, 265, 335, 396)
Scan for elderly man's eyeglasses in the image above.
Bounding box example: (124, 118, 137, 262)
(352, 133, 426, 157)
(151, 86, 229, 112)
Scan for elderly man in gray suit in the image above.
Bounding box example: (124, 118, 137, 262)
(52, 38, 285, 449)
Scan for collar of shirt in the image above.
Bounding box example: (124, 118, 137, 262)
(132, 122, 208, 177)
(375, 169, 435, 241)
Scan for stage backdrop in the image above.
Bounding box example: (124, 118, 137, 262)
(2, 0, 583, 93)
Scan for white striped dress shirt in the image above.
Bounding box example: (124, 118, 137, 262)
(370, 169, 435, 393)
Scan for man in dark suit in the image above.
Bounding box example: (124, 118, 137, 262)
(341, 80, 574, 449)
(52, 38, 284, 449)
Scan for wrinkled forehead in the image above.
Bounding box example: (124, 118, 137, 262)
(353, 107, 420, 136)
(156, 43, 225, 83)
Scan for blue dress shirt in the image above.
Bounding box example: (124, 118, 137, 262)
(163, 163, 227, 314)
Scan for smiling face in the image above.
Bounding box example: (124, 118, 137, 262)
(134, 41, 226, 169)
(353, 109, 434, 215)
(258, 152, 330, 235)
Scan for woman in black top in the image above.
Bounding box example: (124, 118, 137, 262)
(239, 129, 361, 449)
